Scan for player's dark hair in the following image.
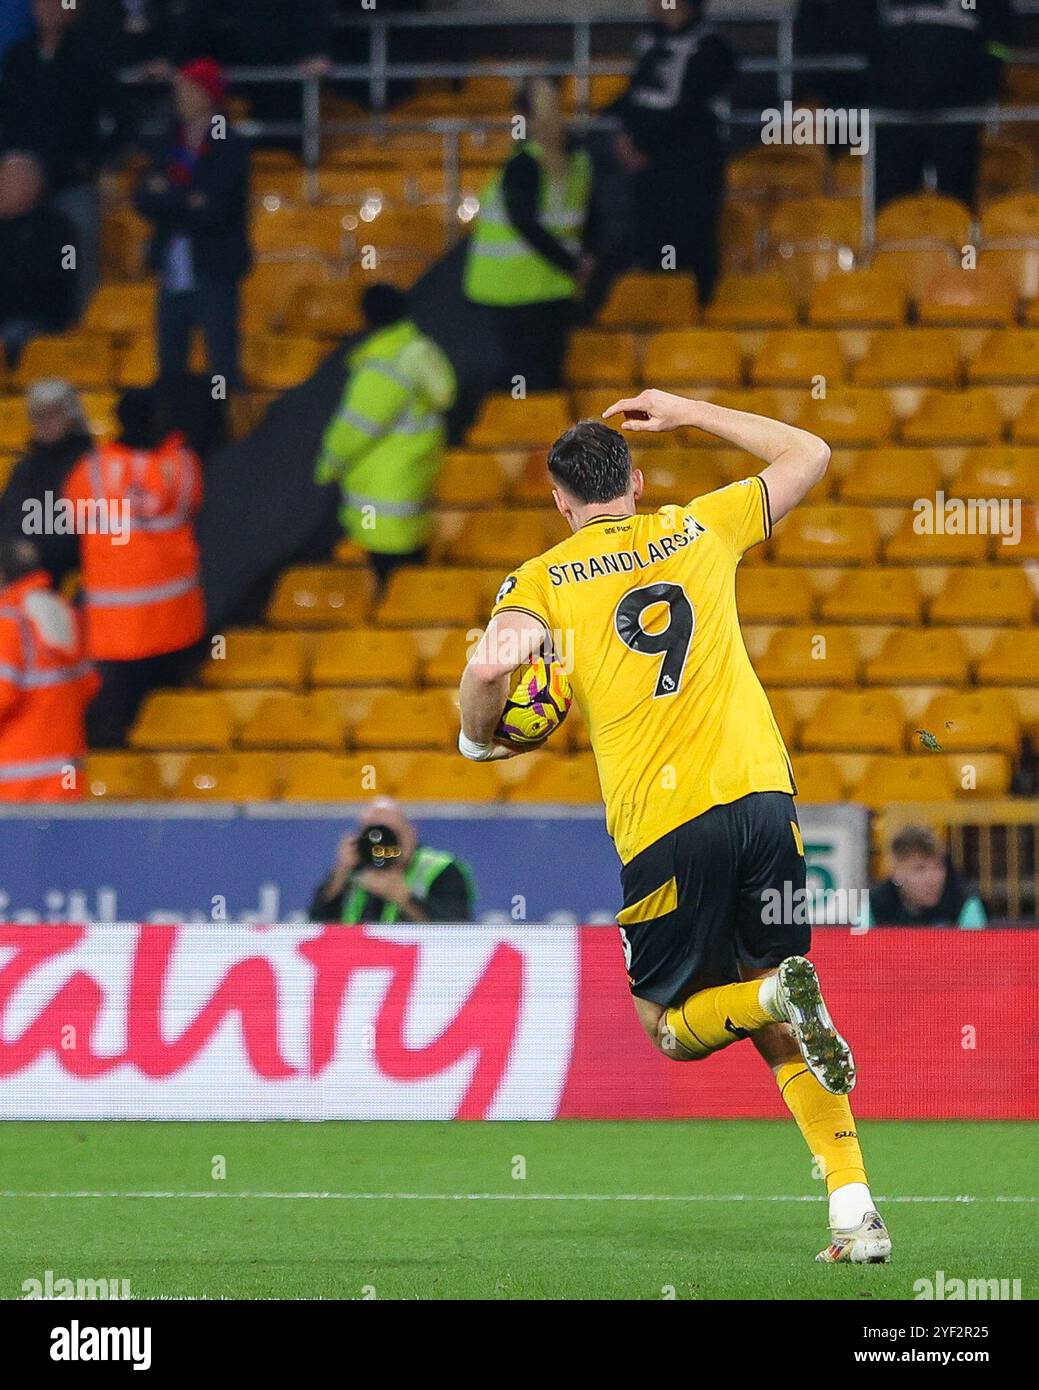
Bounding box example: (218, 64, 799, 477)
(890, 825, 942, 860)
(547, 419, 632, 504)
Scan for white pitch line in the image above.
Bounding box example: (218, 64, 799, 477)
(0, 1191, 1034, 1204)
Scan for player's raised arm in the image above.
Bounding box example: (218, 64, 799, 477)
(603, 388, 830, 524)
(458, 609, 547, 760)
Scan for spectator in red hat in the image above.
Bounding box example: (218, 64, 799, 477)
(134, 56, 250, 392)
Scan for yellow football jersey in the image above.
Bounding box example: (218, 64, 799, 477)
(491, 477, 795, 863)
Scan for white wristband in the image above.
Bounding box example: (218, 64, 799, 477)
(458, 730, 496, 762)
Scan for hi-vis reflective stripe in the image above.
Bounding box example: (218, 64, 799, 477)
(0, 661, 92, 690)
(475, 236, 580, 261)
(344, 493, 425, 518)
(84, 573, 199, 607)
(87, 450, 193, 532)
(362, 358, 415, 391)
(334, 407, 440, 438)
(335, 407, 385, 438)
(0, 756, 78, 782)
(878, 1, 980, 28)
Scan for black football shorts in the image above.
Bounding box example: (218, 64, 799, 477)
(617, 791, 809, 1007)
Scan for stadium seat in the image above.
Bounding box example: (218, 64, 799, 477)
(980, 244, 1039, 304)
(506, 754, 602, 804)
(900, 388, 1002, 447)
(201, 630, 305, 689)
(949, 446, 1039, 500)
(790, 752, 847, 802)
(968, 330, 1039, 384)
(241, 256, 332, 334)
(310, 628, 421, 686)
(852, 755, 955, 806)
(884, 513, 989, 564)
(727, 145, 824, 200)
(718, 202, 761, 273)
(917, 267, 1017, 327)
(918, 690, 1020, 754)
(750, 330, 845, 387)
(875, 193, 972, 246)
(837, 447, 941, 505)
(944, 751, 1012, 795)
(773, 506, 879, 564)
(467, 393, 571, 448)
(638, 454, 724, 506)
(820, 568, 923, 625)
(450, 509, 564, 567)
(1009, 390, 1039, 444)
(852, 328, 959, 386)
(266, 567, 374, 628)
(130, 692, 235, 751)
(238, 692, 347, 750)
(929, 568, 1035, 626)
(753, 626, 860, 686)
(243, 336, 325, 391)
(795, 387, 894, 447)
(704, 273, 798, 328)
(1002, 503, 1039, 560)
(800, 689, 905, 753)
(81, 283, 155, 340)
(863, 628, 969, 685)
(13, 334, 115, 391)
(735, 568, 815, 623)
(0, 397, 28, 451)
(376, 567, 487, 628)
(641, 329, 743, 386)
(434, 451, 510, 507)
(284, 282, 364, 339)
(979, 137, 1034, 201)
(84, 753, 166, 800)
(397, 751, 502, 802)
(564, 331, 639, 387)
(871, 244, 958, 300)
(981, 192, 1039, 238)
(280, 751, 405, 801)
(251, 204, 351, 259)
(974, 630, 1039, 684)
(352, 690, 458, 749)
(421, 628, 477, 686)
(595, 272, 698, 328)
(173, 753, 280, 801)
(768, 196, 860, 250)
(807, 268, 906, 327)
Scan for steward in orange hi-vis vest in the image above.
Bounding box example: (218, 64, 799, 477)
(64, 433, 205, 661)
(0, 568, 98, 801)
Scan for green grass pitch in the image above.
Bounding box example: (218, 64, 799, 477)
(0, 1120, 1034, 1300)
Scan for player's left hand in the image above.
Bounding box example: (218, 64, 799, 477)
(602, 388, 701, 433)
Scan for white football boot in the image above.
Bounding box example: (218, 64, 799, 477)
(773, 955, 856, 1096)
(816, 1210, 893, 1264)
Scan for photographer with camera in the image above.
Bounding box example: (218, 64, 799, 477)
(307, 797, 475, 925)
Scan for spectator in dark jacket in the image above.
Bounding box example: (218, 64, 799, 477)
(0, 0, 123, 304)
(612, 0, 735, 305)
(859, 825, 987, 928)
(0, 153, 79, 365)
(0, 379, 91, 585)
(134, 57, 251, 391)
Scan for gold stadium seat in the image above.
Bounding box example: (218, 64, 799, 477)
(875, 193, 972, 246)
(863, 628, 968, 685)
(174, 753, 280, 801)
(773, 506, 879, 565)
(280, 751, 400, 801)
(201, 630, 305, 689)
(900, 388, 1002, 447)
(884, 514, 989, 564)
(979, 137, 1035, 201)
(807, 268, 907, 327)
(115, 337, 160, 389)
(736, 568, 815, 623)
(838, 447, 940, 505)
(638, 455, 724, 506)
(726, 146, 824, 200)
(929, 568, 1035, 626)
(918, 690, 1020, 754)
(795, 387, 894, 447)
(1009, 390, 1039, 444)
(981, 192, 1039, 239)
(243, 336, 325, 391)
(451, 509, 563, 567)
(980, 244, 1039, 304)
(641, 329, 743, 387)
(375, 566, 486, 628)
(467, 392, 571, 448)
(949, 446, 1039, 500)
(753, 626, 860, 686)
(422, 628, 477, 686)
(718, 201, 761, 274)
(81, 283, 155, 340)
(595, 272, 698, 329)
(974, 630, 1039, 684)
(506, 753, 602, 804)
(917, 267, 1016, 327)
(790, 752, 847, 803)
(750, 330, 845, 387)
(564, 331, 639, 387)
(768, 196, 860, 249)
(311, 628, 420, 686)
(130, 692, 234, 751)
(704, 273, 798, 328)
(852, 755, 955, 807)
(870, 243, 958, 300)
(0, 397, 29, 451)
(353, 689, 458, 749)
(800, 689, 905, 753)
(820, 568, 923, 625)
(946, 751, 1012, 795)
(267, 567, 374, 628)
(13, 334, 115, 391)
(434, 451, 510, 507)
(1003, 503, 1039, 560)
(241, 256, 332, 334)
(968, 329, 1039, 383)
(238, 692, 347, 750)
(397, 751, 502, 802)
(251, 204, 351, 259)
(84, 753, 166, 800)
(852, 328, 959, 386)
(284, 282, 364, 339)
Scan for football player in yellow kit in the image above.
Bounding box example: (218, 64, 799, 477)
(458, 389, 890, 1264)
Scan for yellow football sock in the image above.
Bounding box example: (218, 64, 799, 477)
(776, 1060, 868, 1192)
(664, 979, 774, 1059)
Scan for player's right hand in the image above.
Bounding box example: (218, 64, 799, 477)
(602, 389, 700, 433)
